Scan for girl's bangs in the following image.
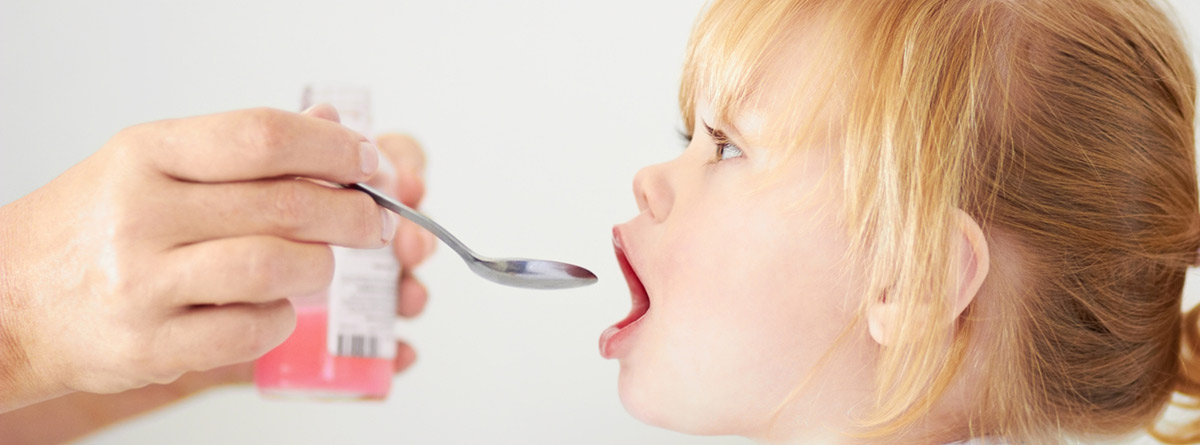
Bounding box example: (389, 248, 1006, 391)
(678, 0, 815, 136)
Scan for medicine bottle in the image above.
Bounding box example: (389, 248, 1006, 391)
(254, 84, 398, 400)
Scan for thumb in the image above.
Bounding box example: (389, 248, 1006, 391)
(301, 103, 341, 123)
(376, 133, 427, 207)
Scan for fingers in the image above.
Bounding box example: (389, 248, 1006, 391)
(377, 134, 427, 175)
(131, 107, 380, 185)
(397, 271, 428, 318)
(171, 178, 397, 248)
(393, 218, 437, 268)
(376, 133, 427, 207)
(165, 236, 334, 306)
(394, 341, 417, 373)
(377, 134, 433, 268)
(301, 105, 400, 192)
(302, 103, 341, 122)
(160, 299, 296, 373)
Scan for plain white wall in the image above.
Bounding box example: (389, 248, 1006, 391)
(2, 1, 1200, 444)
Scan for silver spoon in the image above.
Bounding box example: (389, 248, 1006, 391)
(347, 183, 598, 290)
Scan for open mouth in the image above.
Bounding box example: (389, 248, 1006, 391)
(613, 237, 650, 328)
(600, 227, 651, 359)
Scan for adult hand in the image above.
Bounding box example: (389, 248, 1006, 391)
(0, 105, 433, 418)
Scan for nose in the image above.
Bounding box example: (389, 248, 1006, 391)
(632, 161, 675, 222)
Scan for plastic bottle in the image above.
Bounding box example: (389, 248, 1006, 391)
(254, 84, 397, 400)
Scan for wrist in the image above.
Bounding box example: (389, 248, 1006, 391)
(0, 200, 66, 413)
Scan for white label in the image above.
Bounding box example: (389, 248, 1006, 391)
(327, 245, 398, 359)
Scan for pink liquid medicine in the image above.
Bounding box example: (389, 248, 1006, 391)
(254, 84, 399, 401)
(255, 304, 393, 400)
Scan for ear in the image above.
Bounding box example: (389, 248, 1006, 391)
(868, 209, 990, 346)
(949, 208, 989, 322)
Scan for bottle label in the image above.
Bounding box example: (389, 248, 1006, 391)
(327, 245, 397, 359)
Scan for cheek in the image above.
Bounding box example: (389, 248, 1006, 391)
(661, 187, 854, 335)
(630, 189, 862, 430)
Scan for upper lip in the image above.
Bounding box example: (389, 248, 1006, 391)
(612, 226, 650, 329)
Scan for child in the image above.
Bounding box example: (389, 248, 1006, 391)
(600, 0, 1200, 443)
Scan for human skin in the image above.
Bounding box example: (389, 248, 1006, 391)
(609, 102, 881, 441)
(0, 105, 435, 442)
(602, 21, 989, 443)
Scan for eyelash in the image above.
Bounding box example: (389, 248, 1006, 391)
(703, 124, 744, 163)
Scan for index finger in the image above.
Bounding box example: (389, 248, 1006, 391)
(126, 107, 380, 184)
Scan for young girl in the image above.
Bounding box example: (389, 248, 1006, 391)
(600, 0, 1200, 443)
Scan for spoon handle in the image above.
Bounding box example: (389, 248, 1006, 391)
(347, 183, 475, 260)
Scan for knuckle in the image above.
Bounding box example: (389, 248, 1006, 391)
(311, 244, 336, 287)
(228, 323, 263, 361)
(242, 242, 288, 294)
(241, 303, 294, 357)
(352, 193, 383, 244)
(118, 334, 159, 378)
(105, 123, 156, 165)
(269, 181, 312, 233)
(111, 203, 157, 247)
(109, 123, 143, 149)
(108, 253, 158, 309)
(241, 107, 289, 159)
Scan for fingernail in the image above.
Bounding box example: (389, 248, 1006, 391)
(382, 211, 398, 244)
(360, 141, 380, 176)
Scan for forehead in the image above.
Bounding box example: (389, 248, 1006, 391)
(685, 4, 847, 149)
(748, 21, 843, 141)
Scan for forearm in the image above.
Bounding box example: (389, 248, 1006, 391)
(0, 364, 249, 444)
(0, 391, 127, 444)
(0, 385, 180, 444)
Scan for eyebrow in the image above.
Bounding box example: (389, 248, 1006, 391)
(702, 120, 747, 146)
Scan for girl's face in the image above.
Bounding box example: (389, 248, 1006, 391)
(601, 31, 880, 438)
(603, 103, 880, 438)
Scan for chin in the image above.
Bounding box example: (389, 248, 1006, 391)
(616, 364, 740, 436)
(616, 363, 686, 432)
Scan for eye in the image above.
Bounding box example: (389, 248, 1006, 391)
(717, 142, 744, 161)
(703, 122, 745, 163)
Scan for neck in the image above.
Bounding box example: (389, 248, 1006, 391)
(751, 349, 983, 444)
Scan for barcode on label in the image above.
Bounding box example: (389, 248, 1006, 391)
(336, 334, 382, 358)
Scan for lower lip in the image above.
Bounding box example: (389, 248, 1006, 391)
(599, 316, 645, 359)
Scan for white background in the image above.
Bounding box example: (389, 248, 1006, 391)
(2, 1, 1199, 444)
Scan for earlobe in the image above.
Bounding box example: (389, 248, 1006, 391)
(867, 209, 990, 347)
(868, 304, 897, 346)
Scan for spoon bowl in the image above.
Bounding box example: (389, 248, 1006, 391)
(469, 257, 598, 289)
(348, 183, 598, 290)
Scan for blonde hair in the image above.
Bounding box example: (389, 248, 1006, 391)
(680, 0, 1200, 442)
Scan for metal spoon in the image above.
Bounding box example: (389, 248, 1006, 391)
(347, 183, 598, 290)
